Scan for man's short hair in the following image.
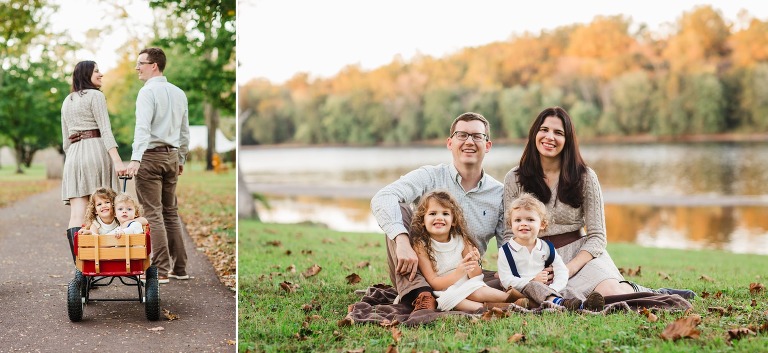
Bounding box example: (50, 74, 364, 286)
(139, 47, 167, 72)
(449, 112, 490, 139)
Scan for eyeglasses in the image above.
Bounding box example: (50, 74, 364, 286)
(135, 61, 154, 67)
(451, 131, 487, 142)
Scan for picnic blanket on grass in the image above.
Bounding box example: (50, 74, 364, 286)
(344, 284, 693, 326)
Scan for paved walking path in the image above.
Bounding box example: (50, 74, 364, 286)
(0, 187, 236, 352)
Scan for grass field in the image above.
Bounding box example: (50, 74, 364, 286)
(239, 220, 768, 353)
(0, 164, 59, 207)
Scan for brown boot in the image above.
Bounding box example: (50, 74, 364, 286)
(560, 298, 583, 311)
(513, 297, 530, 309)
(583, 292, 605, 312)
(412, 291, 437, 311)
(505, 287, 524, 302)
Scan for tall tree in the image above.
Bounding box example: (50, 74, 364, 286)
(149, 0, 236, 170)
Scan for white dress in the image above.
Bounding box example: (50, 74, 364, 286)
(432, 235, 488, 311)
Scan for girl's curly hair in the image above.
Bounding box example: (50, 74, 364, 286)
(409, 190, 479, 272)
(84, 187, 118, 227)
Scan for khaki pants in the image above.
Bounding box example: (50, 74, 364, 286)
(135, 149, 187, 277)
(386, 203, 503, 302)
(521, 281, 560, 305)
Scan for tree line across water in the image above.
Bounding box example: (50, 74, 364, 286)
(240, 5, 768, 146)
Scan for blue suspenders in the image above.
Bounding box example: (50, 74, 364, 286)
(501, 240, 555, 278)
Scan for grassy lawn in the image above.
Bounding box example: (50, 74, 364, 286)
(176, 161, 236, 289)
(0, 164, 59, 207)
(239, 220, 768, 352)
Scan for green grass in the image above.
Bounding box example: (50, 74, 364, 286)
(239, 221, 768, 352)
(0, 164, 59, 207)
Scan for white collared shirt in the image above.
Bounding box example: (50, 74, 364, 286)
(131, 76, 190, 165)
(497, 238, 569, 292)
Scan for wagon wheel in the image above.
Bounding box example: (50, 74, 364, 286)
(74, 270, 88, 298)
(144, 266, 161, 321)
(67, 278, 83, 322)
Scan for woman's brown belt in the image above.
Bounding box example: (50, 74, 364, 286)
(68, 129, 101, 143)
(540, 230, 582, 249)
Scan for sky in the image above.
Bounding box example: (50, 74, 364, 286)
(238, 0, 768, 84)
(49, 0, 154, 74)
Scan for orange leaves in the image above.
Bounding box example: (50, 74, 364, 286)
(749, 283, 765, 295)
(619, 266, 642, 276)
(302, 264, 322, 278)
(162, 308, 179, 321)
(508, 333, 526, 343)
(481, 307, 510, 320)
(661, 314, 702, 341)
(699, 275, 715, 282)
(658, 271, 671, 280)
(279, 281, 298, 293)
(346, 273, 362, 285)
(266, 240, 282, 247)
(639, 307, 658, 322)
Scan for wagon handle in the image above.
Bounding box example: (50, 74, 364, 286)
(119, 175, 132, 193)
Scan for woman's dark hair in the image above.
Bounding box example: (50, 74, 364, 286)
(516, 106, 586, 208)
(70, 61, 100, 94)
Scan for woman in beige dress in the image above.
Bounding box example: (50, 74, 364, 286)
(503, 106, 694, 300)
(60, 60, 126, 262)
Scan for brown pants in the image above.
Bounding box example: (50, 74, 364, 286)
(135, 149, 187, 277)
(386, 203, 503, 302)
(521, 281, 560, 305)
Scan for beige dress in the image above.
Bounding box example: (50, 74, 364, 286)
(503, 166, 625, 300)
(61, 89, 119, 203)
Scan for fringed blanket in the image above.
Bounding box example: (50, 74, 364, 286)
(344, 284, 693, 326)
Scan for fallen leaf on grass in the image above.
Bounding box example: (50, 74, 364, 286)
(508, 333, 526, 343)
(346, 273, 362, 285)
(700, 275, 714, 282)
(301, 249, 313, 255)
(385, 344, 398, 353)
(391, 327, 402, 343)
(346, 349, 364, 353)
(302, 264, 322, 278)
(661, 314, 701, 341)
(749, 283, 765, 295)
(285, 250, 292, 255)
(701, 291, 710, 298)
(707, 307, 728, 315)
(714, 291, 723, 299)
(481, 307, 509, 320)
(280, 281, 298, 293)
(266, 240, 281, 247)
(619, 266, 642, 276)
(162, 309, 179, 321)
(380, 319, 399, 328)
(286, 264, 296, 273)
(751, 299, 757, 307)
(301, 300, 321, 312)
(322, 238, 335, 244)
(658, 272, 671, 280)
(147, 326, 164, 333)
(356, 261, 370, 268)
(639, 307, 658, 322)
(727, 328, 756, 344)
(337, 317, 353, 327)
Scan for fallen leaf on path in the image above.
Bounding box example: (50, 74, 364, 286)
(226, 340, 235, 345)
(700, 275, 714, 282)
(147, 326, 164, 333)
(346, 273, 361, 285)
(356, 261, 370, 268)
(727, 328, 755, 344)
(385, 344, 398, 353)
(749, 283, 765, 295)
(658, 272, 671, 280)
(639, 307, 658, 322)
(49, 275, 63, 278)
(508, 333, 526, 343)
(661, 314, 701, 341)
(162, 309, 179, 321)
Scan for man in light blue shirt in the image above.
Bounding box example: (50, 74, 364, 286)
(126, 47, 190, 284)
(371, 112, 505, 311)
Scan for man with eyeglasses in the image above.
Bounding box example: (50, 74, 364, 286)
(125, 47, 190, 284)
(371, 112, 507, 311)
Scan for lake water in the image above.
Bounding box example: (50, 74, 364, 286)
(241, 142, 768, 255)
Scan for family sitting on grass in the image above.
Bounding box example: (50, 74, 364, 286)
(370, 108, 695, 315)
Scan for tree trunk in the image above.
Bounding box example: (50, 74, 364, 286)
(13, 143, 24, 174)
(204, 102, 218, 171)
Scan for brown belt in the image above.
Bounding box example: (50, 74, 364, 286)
(540, 230, 583, 249)
(68, 129, 100, 143)
(145, 145, 178, 153)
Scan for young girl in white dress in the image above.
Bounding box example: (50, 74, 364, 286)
(410, 190, 519, 312)
(84, 188, 147, 238)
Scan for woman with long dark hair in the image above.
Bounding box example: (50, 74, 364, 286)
(60, 60, 125, 262)
(503, 106, 694, 300)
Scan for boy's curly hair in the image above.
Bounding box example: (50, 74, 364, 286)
(84, 187, 118, 227)
(114, 193, 143, 219)
(409, 190, 479, 272)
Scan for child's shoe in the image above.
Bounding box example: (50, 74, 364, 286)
(560, 298, 583, 311)
(583, 291, 605, 311)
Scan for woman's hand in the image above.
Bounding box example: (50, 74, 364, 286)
(114, 160, 127, 177)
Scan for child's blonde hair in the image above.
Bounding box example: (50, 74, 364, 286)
(505, 192, 549, 230)
(84, 187, 118, 226)
(410, 190, 479, 272)
(114, 193, 143, 219)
